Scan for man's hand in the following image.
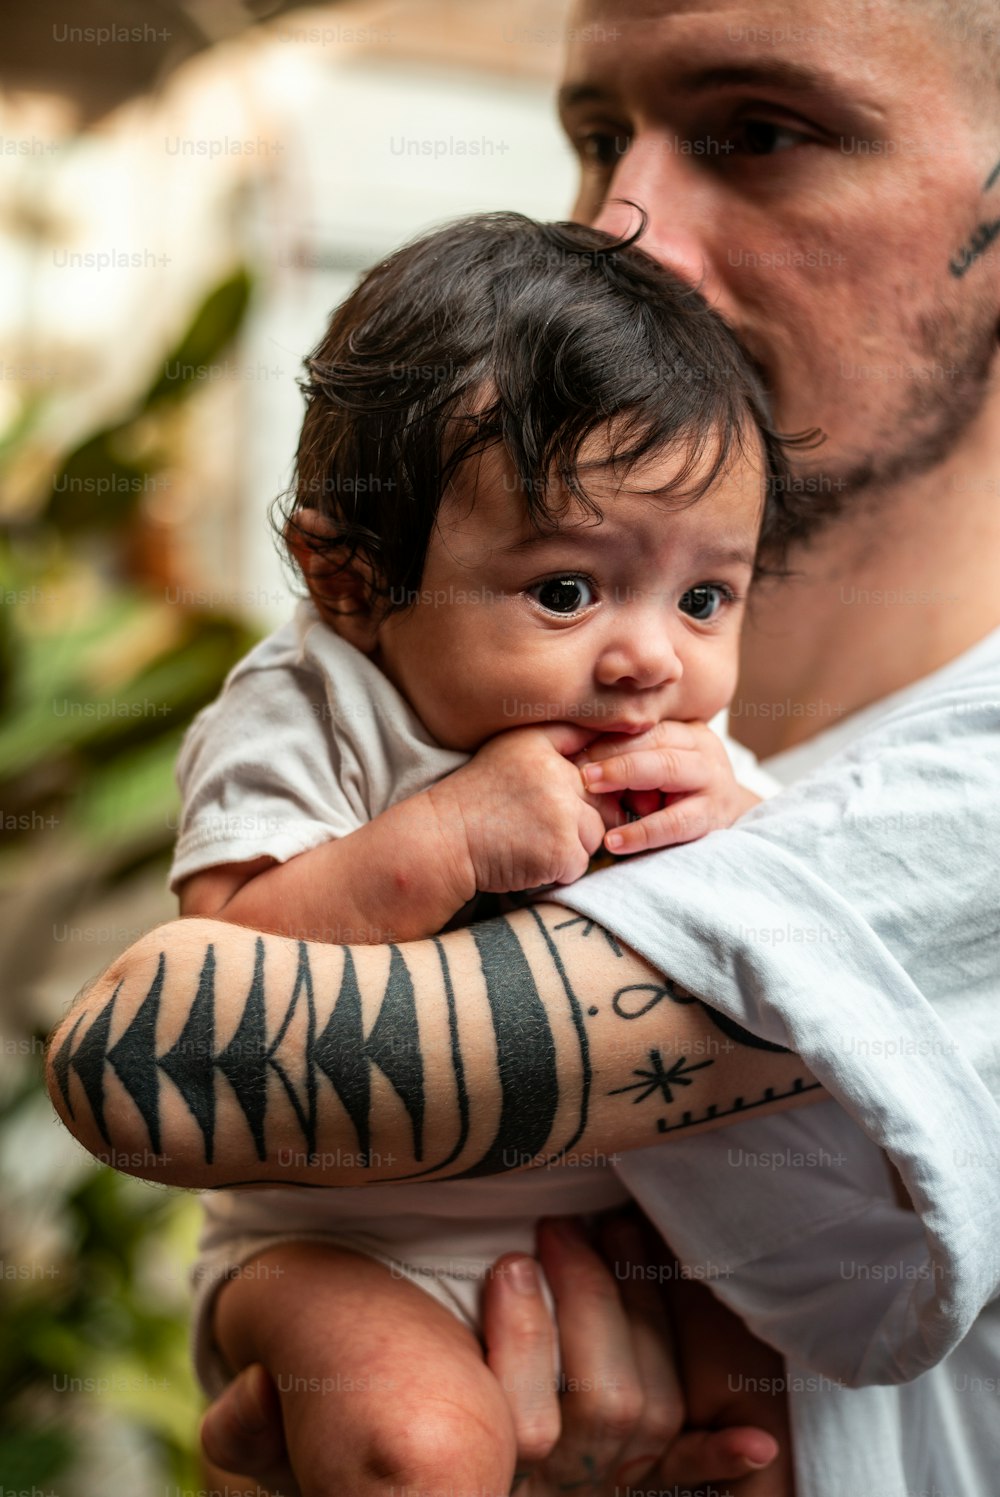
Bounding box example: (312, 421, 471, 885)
(428, 722, 622, 894)
(197, 1214, 782, 1497)
(201, 1362, 300, 1496)
(578, 720, 761, 856)
(486, 1214, 783, 1497)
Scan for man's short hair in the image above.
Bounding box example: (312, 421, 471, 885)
(920, 0, 1000, 93)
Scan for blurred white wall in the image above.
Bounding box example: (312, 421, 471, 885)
(0, 0, 579, 624)
(237, 46, 578, 621)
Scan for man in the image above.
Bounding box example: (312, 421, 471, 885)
(47, 1, 1000, 1493)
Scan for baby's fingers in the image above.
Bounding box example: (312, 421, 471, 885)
(582, 747, 707, 796)
(605, 796, 717, 854)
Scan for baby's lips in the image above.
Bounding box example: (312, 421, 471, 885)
(593, 791, 630, 831)
(623, 789, 666, 819)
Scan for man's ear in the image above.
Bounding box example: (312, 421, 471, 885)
(285, 508, 380, 654)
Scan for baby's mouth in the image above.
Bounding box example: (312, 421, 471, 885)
(596, 719, 659, 738)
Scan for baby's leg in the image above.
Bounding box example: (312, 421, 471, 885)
(214, 1241, 518, 1497)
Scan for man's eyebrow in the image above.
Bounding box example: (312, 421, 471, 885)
(557, 82, 619, 113)
(680, 61, 835, 96)
(560, 61, 855, 113)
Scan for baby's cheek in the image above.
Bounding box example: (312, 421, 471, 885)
(692, 646, 741, 719)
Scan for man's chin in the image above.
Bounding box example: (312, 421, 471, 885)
(772, 313, 999, 545)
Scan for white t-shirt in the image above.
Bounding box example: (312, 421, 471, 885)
(554, 625, 1000, 1497)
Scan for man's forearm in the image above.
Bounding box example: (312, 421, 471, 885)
(46, 904, 822, 1189)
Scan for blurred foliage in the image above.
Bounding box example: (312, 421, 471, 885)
(1, 266, 261, 1491)
(0, 1065, 204, 1491)
(0, 268, 257, 872)
(45, 274, 253, 535)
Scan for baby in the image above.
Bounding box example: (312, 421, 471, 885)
(171, 211, 795, 1495)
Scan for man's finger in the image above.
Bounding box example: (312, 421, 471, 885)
(200, 1362, 299, 1496)
(598, 1214, 685, 1488)
(536, 1217, 644, 1486)
(482, 1253, 561, 1467)
(657, 1423, 779, 1489)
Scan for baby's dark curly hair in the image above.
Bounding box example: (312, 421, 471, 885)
(279, 209, 815, 615)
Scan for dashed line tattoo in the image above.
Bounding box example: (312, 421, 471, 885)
(656, 1075, 823, 1135)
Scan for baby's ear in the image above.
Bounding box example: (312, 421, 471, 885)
(285, 508, 380, 653)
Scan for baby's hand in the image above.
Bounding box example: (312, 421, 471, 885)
(578, 720, 761, 856)
(428, 723, 620, 895)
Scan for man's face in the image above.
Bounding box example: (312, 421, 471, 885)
(560, 0, 1000, 511)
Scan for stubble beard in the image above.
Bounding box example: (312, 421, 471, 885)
(773, 297, 999, 546)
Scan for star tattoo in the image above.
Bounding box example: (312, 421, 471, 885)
(608, 1049, 714, 1105)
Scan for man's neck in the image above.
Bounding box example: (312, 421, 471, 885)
(734, 429, 1000, 758)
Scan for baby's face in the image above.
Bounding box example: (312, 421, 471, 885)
(373, 438, 764, 753)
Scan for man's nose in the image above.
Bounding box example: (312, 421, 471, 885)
(589, 133, 731, 315)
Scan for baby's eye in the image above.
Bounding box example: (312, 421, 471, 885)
(529, 576, 596, 615)
(678, 583, 732, 621)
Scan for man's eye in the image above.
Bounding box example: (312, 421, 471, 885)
(579, 131, 631, 169)
(678, 584, 731, 621)
(530, 576, 596, 615)
(727, 119, 807, 156)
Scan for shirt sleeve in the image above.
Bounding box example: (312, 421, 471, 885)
(553, 669, 1000, 1386)
(169, 661, 367, 890)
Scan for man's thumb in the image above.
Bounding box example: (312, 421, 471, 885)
(656, 1424, 779, 1489)
(200, 1362, 294, 1484)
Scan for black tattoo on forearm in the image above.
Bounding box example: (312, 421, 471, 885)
(54, 937, 430, 1170)
(369, 938, 469, 1183)
(526, 905, 592, 1154)
(159, 943, 218, 1159)
(611, 976, 790, 1054)
(656, 1075, 822, 1135)
(554, 913, 623, 956)
(453, 910, 595, 1175)
(609, 1048, 714, 1105)
(52, 918, 588, 1176)
(52, 913, 817, 1175)
(455, 917, 559, 1177)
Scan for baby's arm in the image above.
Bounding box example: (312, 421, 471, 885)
(178, 782, 470, 942)
(580, 720, 763, 856)
(179, 721, 614, 940)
